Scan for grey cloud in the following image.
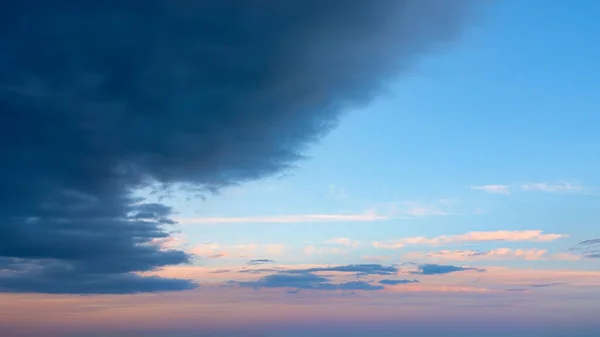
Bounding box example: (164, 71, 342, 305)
(238, 268, 279, 274)
(570, 239, 600, 259)
(531, 283, 564, 288)
(247, 259, 275, 265)
(0, 1, 476, 293)
(207, 254, 228, 259)
(237, 272, 383, 291)
(292, 264, 398, 276)
(379, 279, 419, 285)
(411, 264, 483, 275)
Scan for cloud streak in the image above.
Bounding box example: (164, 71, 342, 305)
(471, 185, 510, 194)
(410, 264, 483, 275)
(374, 230, 567, 249)
(571, 239, 600, 259)
(471, 182, 584, 194)
(406, 248, 580, 261)
(178, 210, 388, 224)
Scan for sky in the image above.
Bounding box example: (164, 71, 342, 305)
(1, 1, 600, 337)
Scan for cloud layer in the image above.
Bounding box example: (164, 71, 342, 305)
(0, 1, 474, 293)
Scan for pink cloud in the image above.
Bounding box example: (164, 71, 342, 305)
(374, 230, 567, 249)
(405, 248, 580, 261)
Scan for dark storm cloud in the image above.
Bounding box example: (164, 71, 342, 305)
(237, 272, 383, 291)
(0, 1, 476, 293)
(570, 239, 600, 259)
(411, 264, 483, 275)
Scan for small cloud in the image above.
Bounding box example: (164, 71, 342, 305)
(531, 282, 564, 288)
(238, 268, 278, 274)
(521, 182, 583, 193)
(327, 184, 350, 200)
(405, 206, 447, 217)
(379, 279, 419, 285)
(297, 264, 398, 276)
(410, 264, 483, 275)
(304, 244, 346, 256)
(207, 253, 228, 259)
(471, 185, 510, 195)
(363, 256, 390, 262)
(324, 238, 359, 247)
(236, 272, 383, 291)
(505, 288, 529, 292)
(247, 259, 275, 265)
(191, 243, 284, 259)
(264, 244, 286, 255)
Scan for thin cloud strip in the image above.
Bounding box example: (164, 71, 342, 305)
(471, 185, 510, 195)
(374, 230, 568, 249)
(406, 248, 581, 261)
(471, 182, 584, 194)
(177, 210, 388, 224)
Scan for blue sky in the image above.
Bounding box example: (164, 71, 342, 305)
(156, 0, 600, 271)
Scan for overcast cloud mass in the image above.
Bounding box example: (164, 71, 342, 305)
(0, 1, 475, 294)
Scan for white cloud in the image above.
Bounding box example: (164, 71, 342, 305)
(373, 230, 568, 249)
(324, 238, 359, 247)
(177, 209, 387, 224)
(471, 185, 510, 195)
(471, 182, 585, 194)
(521, 182, 582, 193)
(405, 205, 446, 217)
(304, 244, 346, 256)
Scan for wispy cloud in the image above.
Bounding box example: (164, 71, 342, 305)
(471, 185, 510, 194)
(327, 184, 350, 200)
(324, 238, 359, 247)
(409, 264, 483, 275)
(570, 239, 600, 259)
(236, 272, 384, 291)
(363, 256, 390, 262)
(471, 182, 584, 195)
(373, 230, 568, 249)
(177, 209, 387, 224)
(405, 248, 580, 261)
(191, 243, 285, 259)
(247, 259, 275, 266)
(304, 245, 346, 256)
(521, 182, 582, 192)
(398, 200, 450, 217)
(405, 205, 447, 217)
(379, 279, 419, 285)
